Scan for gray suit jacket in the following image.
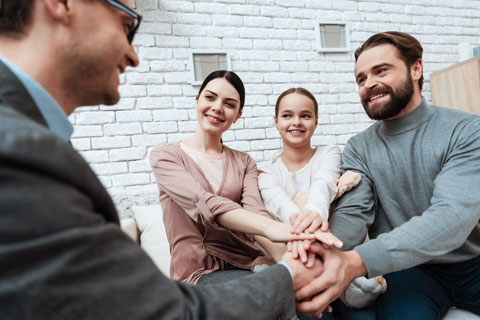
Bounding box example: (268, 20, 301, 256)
(0, 61, 296, 320)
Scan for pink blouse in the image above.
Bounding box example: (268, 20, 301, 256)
(150, 142, 273, 284)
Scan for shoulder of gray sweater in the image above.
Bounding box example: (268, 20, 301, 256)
(431, 104, 480, 134)
(432, 103, 480, 121)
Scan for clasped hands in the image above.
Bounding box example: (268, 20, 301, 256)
(280, 209, 360, 318)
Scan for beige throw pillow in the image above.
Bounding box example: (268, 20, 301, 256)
(132, 205, 171, 277)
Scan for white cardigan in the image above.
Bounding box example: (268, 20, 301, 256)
(258, 146, 341, 222)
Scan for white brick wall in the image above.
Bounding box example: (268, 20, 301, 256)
(71, 0, 480, 213)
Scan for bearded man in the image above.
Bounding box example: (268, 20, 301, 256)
(294, 32, 480, 320)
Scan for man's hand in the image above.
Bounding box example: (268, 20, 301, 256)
(281, 250, 334, 317)
(295, 244, 367, 318)
(280, 250, 323, 291)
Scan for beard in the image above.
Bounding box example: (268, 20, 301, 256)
(361, 71, 414, 120)
(63, 42, 120, 108)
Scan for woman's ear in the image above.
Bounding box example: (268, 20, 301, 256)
(233, 111, 242, 123)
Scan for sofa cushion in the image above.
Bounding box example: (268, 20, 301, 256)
(132, 205, 171, 277)
(119, 218, 138, 241)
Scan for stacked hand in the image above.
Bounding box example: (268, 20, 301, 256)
(294, 244, 366, 318)
(279, 171, 365, 317)
(287, 209, 343, 266)
(282, 210, 368, 318)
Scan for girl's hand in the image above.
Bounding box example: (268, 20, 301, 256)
(291, 209, 329, 234)
(287, 229, 343, 266)
(289, 210, 343, 263)
(288, 239, 316, 266)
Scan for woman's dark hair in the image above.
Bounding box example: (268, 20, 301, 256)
(196, 70, 246, 112)
(355, 31, 424, 90)
(0, 0, 34, 37)
(275, 87, 318, 119)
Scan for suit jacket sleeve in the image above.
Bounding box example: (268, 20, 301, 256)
(0, 110, 296, 320)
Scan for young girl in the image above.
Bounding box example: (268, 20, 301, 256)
(258, 88, 386, 311)
(259, 87, 340, 238)
(150, 72, 337, 285)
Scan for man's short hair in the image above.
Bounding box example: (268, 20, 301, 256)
(0, 0, 34, 37)
(355, 31, 424, 90)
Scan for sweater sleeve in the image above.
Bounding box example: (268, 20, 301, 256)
(356, 119, 480, 277)
(258, 162, 301, 222)
(304, 146, 341, 220)
(329, 142, 376, 250)
(150, 144, 241, 225)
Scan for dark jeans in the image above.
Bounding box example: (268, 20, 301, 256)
(334, 255, 480, 320)
(332, 299, 375, 320)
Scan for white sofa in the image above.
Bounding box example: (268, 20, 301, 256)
(121, 205, 479, 320)
(120, 205, 170, 276)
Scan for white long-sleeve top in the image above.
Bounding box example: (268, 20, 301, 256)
(258, 146, 341, 222)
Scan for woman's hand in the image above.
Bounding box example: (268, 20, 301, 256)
(287, 239, 316, 266)
(290, 209, 342, 248)
(262, 220, 315, 243)
(287, 230, 343, 266)
(287, 210, 343, 266)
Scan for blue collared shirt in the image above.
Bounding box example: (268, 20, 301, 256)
(0, 56, 73, 141)
(277, 261, 294, 280)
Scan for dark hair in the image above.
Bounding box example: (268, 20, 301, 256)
(196, 70, 246, 112)
(0, 0, 34, 37)
(275, 87, 318, 119)
(354, 31, 424, 90)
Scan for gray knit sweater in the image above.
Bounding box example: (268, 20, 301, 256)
(330, 99, 480, 277)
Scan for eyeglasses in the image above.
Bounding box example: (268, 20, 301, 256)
(104, 0, 142, 44)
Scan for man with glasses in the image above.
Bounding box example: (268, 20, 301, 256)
(0, 0, 319, 318)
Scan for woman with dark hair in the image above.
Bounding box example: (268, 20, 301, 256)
(150, 71, 338, 284)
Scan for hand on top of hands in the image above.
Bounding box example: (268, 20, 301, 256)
(287, 209, 343, 266)
(290, 209, 329, 234)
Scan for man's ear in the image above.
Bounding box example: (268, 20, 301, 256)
(410, 58, 423, 83)
(43, 0, 71, 25)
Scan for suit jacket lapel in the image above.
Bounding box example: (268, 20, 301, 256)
(0, 61, 49, 128)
